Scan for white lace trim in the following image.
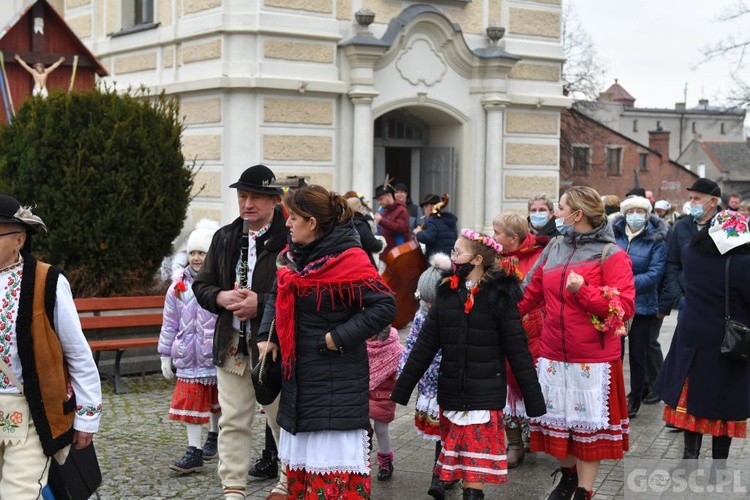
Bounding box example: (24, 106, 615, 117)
(415, 394, 440, 419)
(529, 357, 612, 431)
(176, 377, 217, 385)
(416, 429, 441, 441)
(279, 428, 370, 475)
(443, 410, 490, 425)
(503, 396, 528, 418)
(169, 408, 214, 418)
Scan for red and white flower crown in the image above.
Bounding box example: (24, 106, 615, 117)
(461, 228, 503, 255)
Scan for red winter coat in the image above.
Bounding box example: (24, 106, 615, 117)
(369, 373, 397, 423)
(518, 223, 635, 363)
(377, 201, 410, 255)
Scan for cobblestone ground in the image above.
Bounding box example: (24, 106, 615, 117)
(94, 315, 747, 499)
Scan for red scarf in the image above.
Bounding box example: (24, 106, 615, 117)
(276, 246, 390, 379)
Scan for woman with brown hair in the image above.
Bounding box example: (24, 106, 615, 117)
(519, 186, 635, 500)
(257, 185, 396, 499)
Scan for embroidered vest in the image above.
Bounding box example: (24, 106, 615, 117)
(16, 256, 75, 456)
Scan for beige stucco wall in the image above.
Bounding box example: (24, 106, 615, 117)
(65, 0, 91, 8)
(182, 98, 222, 124)
(488, 0, 502, 23)
(506, 112, 559, 135)
(264, 0, 332, 14)
(505, 143, 558, 165)
(505, 175, 558, 199)
(183, 134, 222, 161)
(190, 206, 223, 224)
(449, 2, 485, 35)
(281, 171, 334, 189)
(183, 0, 223, 16)
(181, 39, 222, 64)
(105, 0, 116, 36)
(114, 52, 158, 74)
(264, 135, 333, 161)
(264, 99, 333, 125)
(508, 7, 560, 38)
(158, 0, 173, 26)
(336, 0, 351, 20)
(508, 63, 560, 82)
(49, 0, 65, 12)
(191, 171, 222, 198)
(363, 0, 487, 34)
(164, 48, 175, 68)
(67, 14, 92, 38)
(264, 41, 334, 63)
(529, 0, 561, 5)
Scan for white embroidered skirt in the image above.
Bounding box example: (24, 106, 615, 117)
(279, 428, 370, 475)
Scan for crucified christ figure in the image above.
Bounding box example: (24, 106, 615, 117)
(15, 54, 65, 98)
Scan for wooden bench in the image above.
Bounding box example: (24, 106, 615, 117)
(75, 296, 164, 394)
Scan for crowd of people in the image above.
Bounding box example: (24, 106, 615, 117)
(2, 168, 750, 500)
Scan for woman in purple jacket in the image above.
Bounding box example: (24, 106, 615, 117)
(159, 220, 221, 474)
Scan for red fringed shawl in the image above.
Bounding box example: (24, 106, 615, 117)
(275, 246, 391, 379)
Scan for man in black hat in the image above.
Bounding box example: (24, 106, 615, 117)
(394, 182, 419, 229)
(659, 178, 721, 323)
(373, 183, 410, 256)
(193, 165, 289, 500)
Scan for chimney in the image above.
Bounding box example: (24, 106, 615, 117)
(649, 128, 671, 164)
(675, 102, 686, 111)
(698, 98, 709, 108)
(598, 91, 614, 103)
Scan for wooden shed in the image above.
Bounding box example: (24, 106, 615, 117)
(0, 0, 107, 122)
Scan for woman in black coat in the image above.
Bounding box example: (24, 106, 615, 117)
(654, 210, 750, 463)
(257, 186, 396, 499)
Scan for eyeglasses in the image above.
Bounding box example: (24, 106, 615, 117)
(450, 249, 474, 260)
(0, 231, 23, 238)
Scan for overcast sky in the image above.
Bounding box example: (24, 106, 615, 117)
(571, 0, 750, 110)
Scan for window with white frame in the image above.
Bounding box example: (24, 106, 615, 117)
(120, 0, 155, 33)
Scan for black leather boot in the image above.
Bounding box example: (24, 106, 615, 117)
(463, 487, 485, 500)
(248, 449, 278, 479)
(427, 474, 445, 500)
(547, 466, 578, 500)
(683, 430, 703, 459)
(170, 446, 203, 474)
(202, 431, 218, 460)
(709, 435, 732, 484)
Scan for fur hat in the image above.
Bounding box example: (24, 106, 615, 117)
(619, 195, 652, 215)
(187, 218, 221, 253)
(416, 252, 452, 304)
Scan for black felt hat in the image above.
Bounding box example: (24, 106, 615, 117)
(687, 178, 721, 197)
(0, 194, 44, 234)
(394, 182, 409, 192)
(229, 165, 283, 194)
(374, 184, 395, 198)
(419, 194, 441, 207)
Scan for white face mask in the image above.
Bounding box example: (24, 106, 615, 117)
(555, 212, 577, 235)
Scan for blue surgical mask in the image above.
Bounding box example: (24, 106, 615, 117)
(690, 202, 706, 221)
(626, 213, 646, 230)
(530, 212, 549, 229)
(555, 212, 577, 235)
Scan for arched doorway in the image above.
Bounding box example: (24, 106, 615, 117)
(373, 107, 461, 214)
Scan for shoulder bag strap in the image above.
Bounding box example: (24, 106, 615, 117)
(601, 243, 614, 268)
(726, 256, 732, 321)
(0, 357, 24, 394)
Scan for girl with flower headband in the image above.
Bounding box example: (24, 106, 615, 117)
(393, 228, 545, 500)
(518, 186, 635, 500)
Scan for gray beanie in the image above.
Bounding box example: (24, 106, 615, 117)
(416, 252, 452, 304)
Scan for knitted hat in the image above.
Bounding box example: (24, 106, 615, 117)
(416, 252, 451, 303)
(187, 219, 221, 253)
(619, 195, 652, 215)
(654, 200, 670, 211)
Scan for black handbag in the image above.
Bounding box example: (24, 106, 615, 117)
(251, 319, 282, 405)
(48, 442, 102, 500)
(721, 256, 750, 362)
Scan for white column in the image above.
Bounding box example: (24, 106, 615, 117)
(482, 98, 506, 233)
(349, 91, 378, 197)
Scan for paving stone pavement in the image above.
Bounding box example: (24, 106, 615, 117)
(94, 314, 746, 499)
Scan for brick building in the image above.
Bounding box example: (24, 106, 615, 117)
(561, 108, 698, 207)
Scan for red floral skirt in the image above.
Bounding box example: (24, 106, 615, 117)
(287, 467, 370, 499)
(168, 379, 220, 424)
(662, 379, 747, 438)
(529, 359, 630, 462)
(436, 409, 508, 484)
(415, 408, 441, 440)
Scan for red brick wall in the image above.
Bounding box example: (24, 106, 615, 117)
(560, 109, 697, 208)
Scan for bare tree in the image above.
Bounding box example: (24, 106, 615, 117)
(561, 4, 607, 101)
(701, 0, 750, 106)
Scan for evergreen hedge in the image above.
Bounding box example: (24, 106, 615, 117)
(0, 88, 192, 297)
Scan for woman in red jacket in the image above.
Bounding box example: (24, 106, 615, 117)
(518, 186, 635, 500)
(492, 212, 549, 468)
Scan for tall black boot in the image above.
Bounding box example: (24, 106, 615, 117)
(248, 449, 278, 479)
(683, 430, 703, 459)
(709, 436, 732, 484)
(427, 474, 445, 500)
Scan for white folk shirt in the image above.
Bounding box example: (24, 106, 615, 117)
(0, 258, 102, 433)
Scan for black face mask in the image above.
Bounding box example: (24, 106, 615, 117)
(452, 260, 475, 280)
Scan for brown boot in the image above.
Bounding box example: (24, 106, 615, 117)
(506, 427, 525, 469)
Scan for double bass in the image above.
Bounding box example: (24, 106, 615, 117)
(381, 193, 450, 328)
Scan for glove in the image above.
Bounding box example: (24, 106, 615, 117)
(161, 357, 174, 380)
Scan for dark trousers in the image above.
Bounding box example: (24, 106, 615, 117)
(645, 315, 665, 387)
(622, 314, 656, 401)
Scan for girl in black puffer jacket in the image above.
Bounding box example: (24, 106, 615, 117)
(392, 228, 545, 500)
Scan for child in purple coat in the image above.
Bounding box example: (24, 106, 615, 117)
(159, 219, 221, 474)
